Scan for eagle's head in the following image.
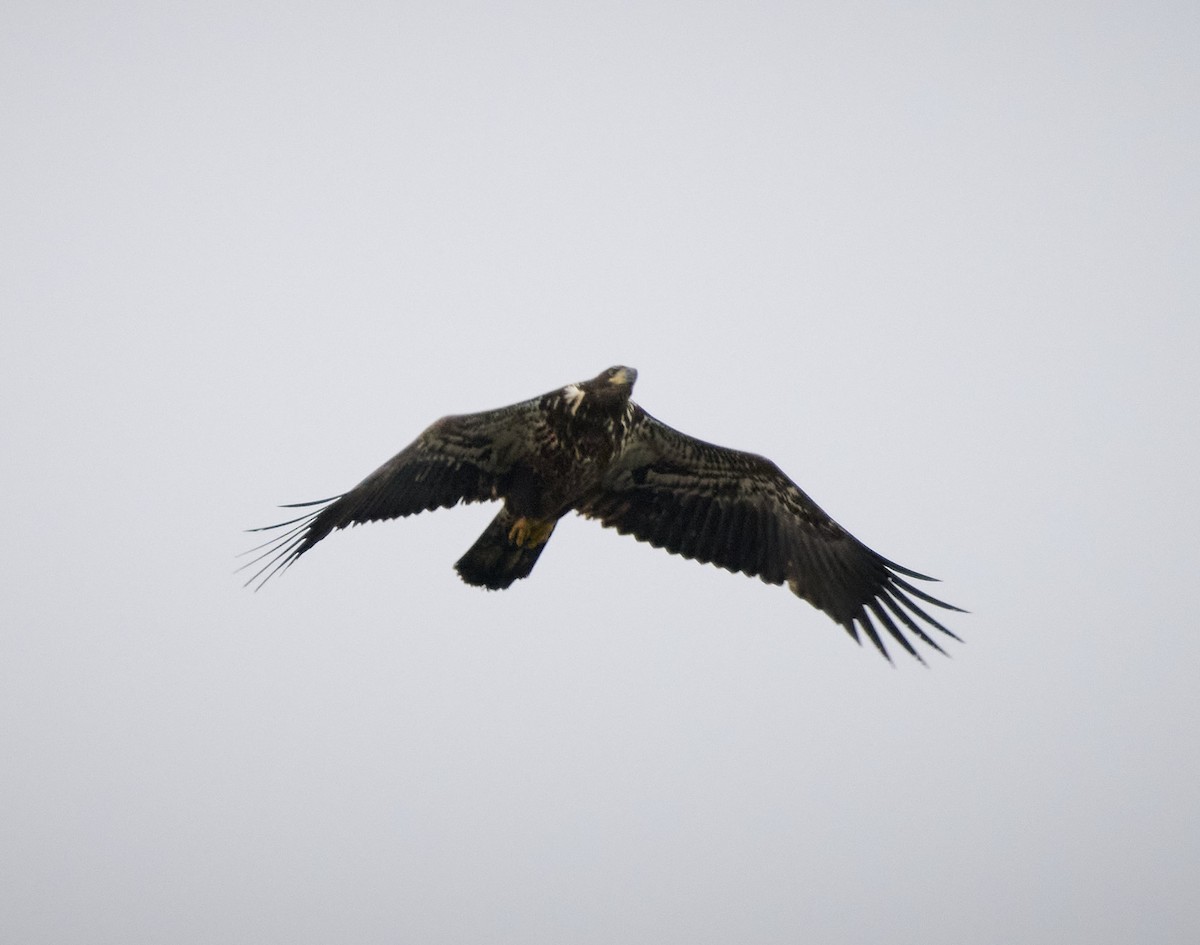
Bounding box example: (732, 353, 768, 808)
(593, 365, 637, 391)
(560, 366, 637, 415)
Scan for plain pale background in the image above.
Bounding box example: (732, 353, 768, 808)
(4, 2, 1197, 943)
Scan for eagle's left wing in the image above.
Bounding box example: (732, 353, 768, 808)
(240, 398, 542, 589)
(578, 408, 962, 661)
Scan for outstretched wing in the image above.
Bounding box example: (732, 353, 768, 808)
(578, 409, 963, 661)
(240, 398, 543, 589)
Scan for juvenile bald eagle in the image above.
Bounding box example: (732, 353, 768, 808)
(243, 366, 962, 661)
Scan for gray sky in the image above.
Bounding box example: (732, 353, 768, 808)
(4, 2, 1198, 942)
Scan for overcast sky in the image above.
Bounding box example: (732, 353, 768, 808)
(4, 2, 1198, 943)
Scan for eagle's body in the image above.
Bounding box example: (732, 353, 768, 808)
(244, 366, 962, 661)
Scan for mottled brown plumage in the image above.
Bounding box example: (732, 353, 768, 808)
(242, 366, 962, 661)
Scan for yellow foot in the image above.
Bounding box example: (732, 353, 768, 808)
(507, 516, 556, 548)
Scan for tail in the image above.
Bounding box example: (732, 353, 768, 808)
(455, 509, 556, 590)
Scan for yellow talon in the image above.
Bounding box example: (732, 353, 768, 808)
(508, 516, 555, 547)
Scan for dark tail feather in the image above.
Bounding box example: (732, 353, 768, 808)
(455, 509, 555, 590)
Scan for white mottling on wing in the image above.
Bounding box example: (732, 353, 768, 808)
(563, 384, 585, 416)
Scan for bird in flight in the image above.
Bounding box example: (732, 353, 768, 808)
(242, 366, 962, 661)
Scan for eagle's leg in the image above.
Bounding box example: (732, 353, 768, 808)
(507, 516, 556, 548)
(455, 509, 557, 590)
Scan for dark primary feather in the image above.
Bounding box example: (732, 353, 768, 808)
(578, 408, 964, 663)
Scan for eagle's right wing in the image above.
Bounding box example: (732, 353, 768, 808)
(240, 399, 542, 589)
(579, 408, 962, 662)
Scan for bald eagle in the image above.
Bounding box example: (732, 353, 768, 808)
(243, 366, 962, 661)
